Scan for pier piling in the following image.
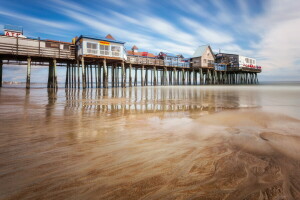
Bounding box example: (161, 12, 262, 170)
(0, 59, 2, 87)
(103, 59, 108, 88)
(26, 57, 31, 89)
(81, 57, 86, 89)
(47, 59, 57, 89)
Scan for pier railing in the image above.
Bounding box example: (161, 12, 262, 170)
(0, 35, 75, 60)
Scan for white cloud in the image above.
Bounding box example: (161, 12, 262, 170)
(0, 10, 75, 30)
(181, 17, 234, 44)
(252, 0, 300, 80)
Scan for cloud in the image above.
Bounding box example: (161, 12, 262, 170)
(0, 10, 75, 30)
(252, 0, 300, 79)
(180, 17, 234, 44)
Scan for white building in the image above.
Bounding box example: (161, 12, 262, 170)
(75, 34, 126, 60)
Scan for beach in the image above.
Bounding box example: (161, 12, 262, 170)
(0, 85, 300, 199)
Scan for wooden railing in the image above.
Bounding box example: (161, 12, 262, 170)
(0, 35, 75, 60)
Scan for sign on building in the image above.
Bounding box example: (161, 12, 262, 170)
(3, 25, 26, 38)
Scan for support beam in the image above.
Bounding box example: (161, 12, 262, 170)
(95, 64, 98, 88)
(73, 63, 76, 88)
(164, 67, 167, 86)
(90, 65, 93, 88)
(81, 57, 86, 89)
(145, 68, 148, 86)
(134, 67, 137, 86)
(0, 59, 3, 87)
(103, 59, 108, 88)
(77, 60, 80, 89)
(200, 68, 203, 85)
(122, 61, 126, 88)
(65, 63, 69, 88)
(86, 64, 90, 88)
(26, 57, 31, 89)
(112, 64, 115, 88)
(153, 66, 157, 86)
(173, 68, 177, 85)
(141, 65, 144, 86)
(98, 62, 101, 88)
(129, 64, 132, 87)
(182, 69, 185, 85)
(47, 59, 57, 89)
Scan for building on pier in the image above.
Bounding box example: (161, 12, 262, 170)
(215, 53, 262, 71)
(75, 34, 126, 60)
(126, 45, 156, 58)
(191, 45, 215, 68)
(157, 52, 187, 67)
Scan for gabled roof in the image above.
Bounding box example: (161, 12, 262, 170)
(132, 45, 138, 50)
(76, 35, 125, 44)
(192, 45, 210, 58)
(105, 34, 115, 40)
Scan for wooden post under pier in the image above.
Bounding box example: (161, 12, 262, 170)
(98, 62, 101, 88)
(65, 63, 69, 88)
(103, 59, 108, 88)
(134, 67, 137, 86)
(47, 59, 57, 89)
(129, 64, 132, 87)
(0, 59, 3, 87)
(77, 60, 80, 89)
(122, 61, 126, 88)
(26, 57, 31, 89)
(141, 65, 144, 86)
(153, 66, 157, 86)
(81, 57, 86, 89)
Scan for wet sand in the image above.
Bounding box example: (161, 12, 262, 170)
(0, 86, 300, 200)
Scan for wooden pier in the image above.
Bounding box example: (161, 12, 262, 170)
(0, 34, 261, 89)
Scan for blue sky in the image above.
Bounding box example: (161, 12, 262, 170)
(1, 0, 300, 81)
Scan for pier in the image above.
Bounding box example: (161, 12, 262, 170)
(0, 32, 261, 89)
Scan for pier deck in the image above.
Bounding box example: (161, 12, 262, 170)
(0, 35, 261, 89)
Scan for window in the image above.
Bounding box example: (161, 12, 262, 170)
(204, 59, 207, 63)
(86, 42, 98, 55)
(46, 42, 59, 48)
(63, 44, 69, 50)
(245, 58, 249, 63)
(100, 45, 109, 56)
(111, 46, 121, 57)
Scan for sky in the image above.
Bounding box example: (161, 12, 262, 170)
(0, 0, 300, 81)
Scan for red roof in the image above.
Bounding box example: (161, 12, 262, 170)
(127, 50, 156, 58)
(105, 34, 115, 40)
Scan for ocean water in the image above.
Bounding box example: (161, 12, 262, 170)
(0, 85, 300, 199)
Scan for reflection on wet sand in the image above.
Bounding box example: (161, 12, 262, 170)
(0, 86, 299, 200)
